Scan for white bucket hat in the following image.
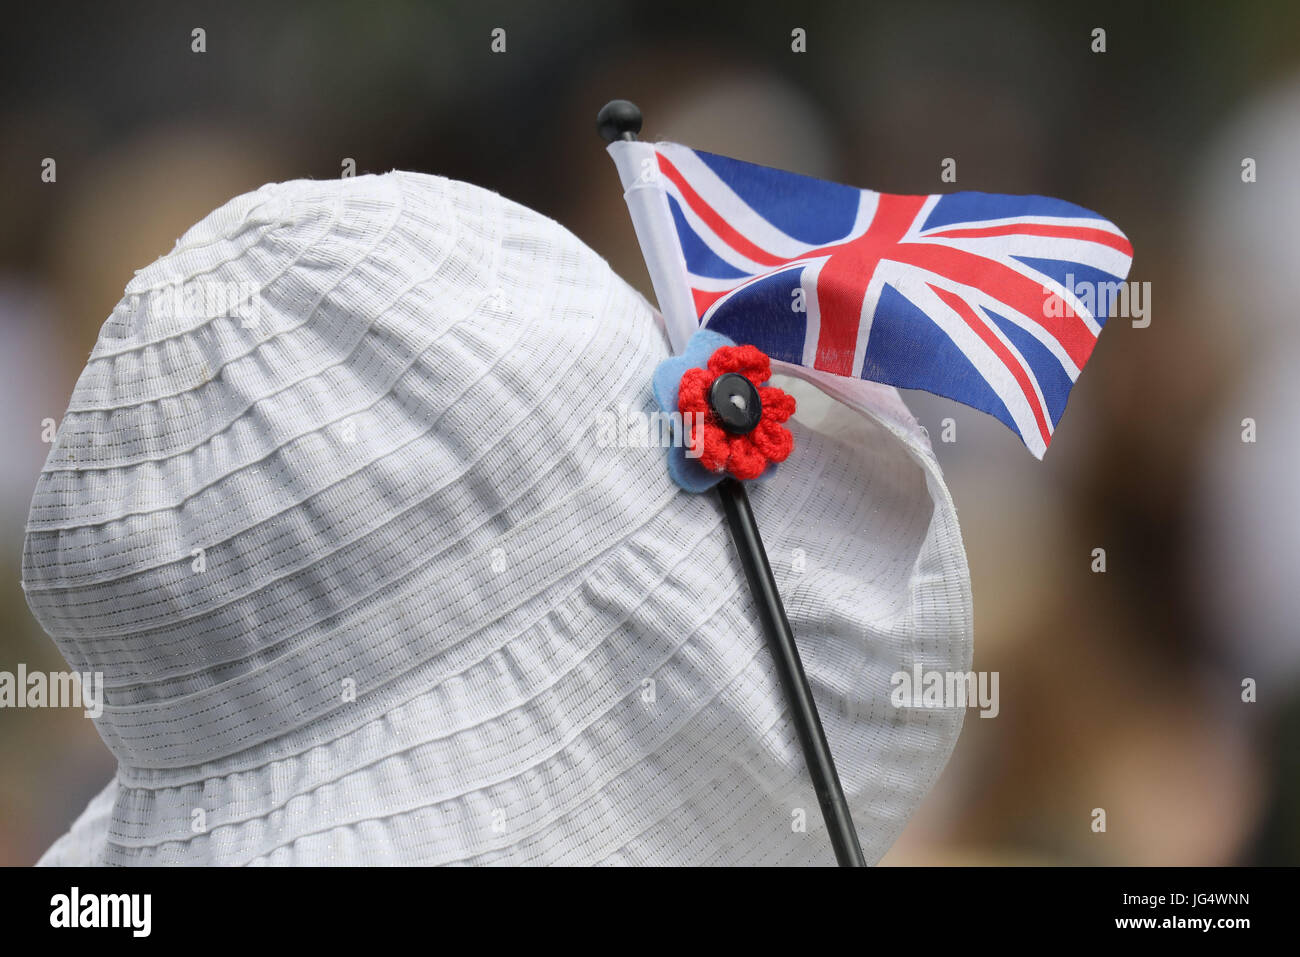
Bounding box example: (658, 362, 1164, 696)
(23, 170, 971, 866)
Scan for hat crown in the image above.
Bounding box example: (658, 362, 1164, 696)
(22, 171, 662, 771)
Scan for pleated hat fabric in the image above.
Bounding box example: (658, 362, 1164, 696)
(23, 170, 972, 866)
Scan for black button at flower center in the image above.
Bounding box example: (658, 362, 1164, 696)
(708, 372, 763, 434)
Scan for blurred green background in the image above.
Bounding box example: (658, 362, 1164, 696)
(1, 0, 1298, 865)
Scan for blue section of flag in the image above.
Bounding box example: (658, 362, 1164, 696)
(693, 149, 860, 246)
(666, 195, 748, 280)
(704, 266, 809, 368)
(982, 307, 1073, 427)
(862, 285, 1017, 434)
(922, 192, 1104, 231)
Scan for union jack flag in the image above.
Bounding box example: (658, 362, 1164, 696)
(607, 141, 1133, 458)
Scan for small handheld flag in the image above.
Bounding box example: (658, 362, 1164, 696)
(606, 139, 1134, 457)
(599, 100, 867, 867)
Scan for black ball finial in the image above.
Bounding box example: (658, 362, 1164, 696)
(597, 100, 642, 143)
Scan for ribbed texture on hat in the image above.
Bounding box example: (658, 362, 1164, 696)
(27, 172, 971, 865)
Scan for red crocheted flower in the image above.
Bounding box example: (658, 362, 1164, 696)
(677, 344, 796, 480)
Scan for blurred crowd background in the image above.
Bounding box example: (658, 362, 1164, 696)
(2, 0, 1297, 865)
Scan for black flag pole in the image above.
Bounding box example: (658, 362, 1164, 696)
(597, 99, 866, 867)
